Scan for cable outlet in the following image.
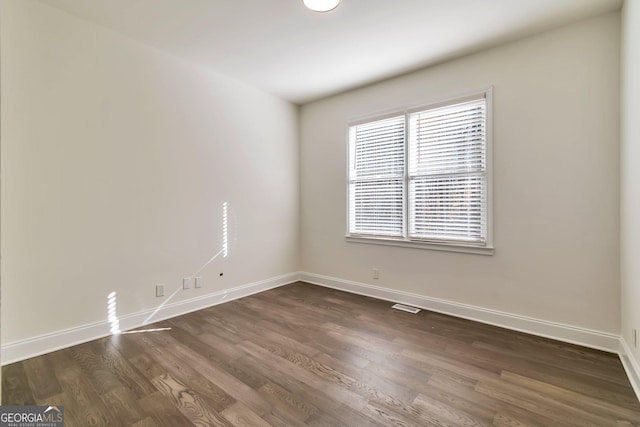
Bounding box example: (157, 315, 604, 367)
(373, 268, 379, 280)
(156, 284, 164, 297)
(183, 277, 191, 289)
(194, 277, 202, 288)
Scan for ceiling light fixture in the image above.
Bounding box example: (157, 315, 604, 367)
(303, 0, 340, 12)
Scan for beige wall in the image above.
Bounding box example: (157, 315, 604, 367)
(0, 0, 299, 343)
(621, 0, 640, 367)
(300, 13, 621, 333)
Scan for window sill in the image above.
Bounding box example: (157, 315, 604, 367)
(345, 235, 494, 255)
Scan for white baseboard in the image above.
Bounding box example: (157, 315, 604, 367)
(619, 338, 640, 402)
(299, 272, 620, 353)
(1, 272, 299, 366)
(4, 270, 634, 402)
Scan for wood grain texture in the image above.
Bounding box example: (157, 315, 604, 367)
(151, 372, 233, 427)
(1, 362, 36, 406)
(3, 282, 639, 426)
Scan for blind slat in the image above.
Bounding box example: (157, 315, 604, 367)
(349, 96, 488, 245)
(407, 98, 487, 243)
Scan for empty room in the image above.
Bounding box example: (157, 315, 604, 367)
(1, 0, 639, 425)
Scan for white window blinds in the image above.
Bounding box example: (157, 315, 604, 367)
(348, 116, 405, 237)
(408, 98, 487, 244)
(347, 90, 490, 251)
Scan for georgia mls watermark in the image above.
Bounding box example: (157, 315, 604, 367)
(0, 406, 64, 427)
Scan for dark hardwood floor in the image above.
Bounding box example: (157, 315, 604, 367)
(3, 282, 640, 426)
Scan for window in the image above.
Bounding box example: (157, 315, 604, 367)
(347, 89, 493, 254)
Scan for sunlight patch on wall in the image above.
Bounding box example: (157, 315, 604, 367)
(107, 291, 121, 335)
(142, 201, 231, 326)
(223, 201, 229, 258)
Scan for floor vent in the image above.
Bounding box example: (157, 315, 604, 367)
(391, 303, 421, 314)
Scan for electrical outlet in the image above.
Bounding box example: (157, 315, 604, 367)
(373, 268, 379, 280)
(183, 277, 191, 289)
(156, 284, 164, 298)
(194, 277, 202, 288)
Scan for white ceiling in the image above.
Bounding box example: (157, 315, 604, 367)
(40, 0, 622, 104)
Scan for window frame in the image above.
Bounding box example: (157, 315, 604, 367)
(345, 88, 494, 255)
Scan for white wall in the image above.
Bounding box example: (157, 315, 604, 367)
(621, 0, 640, 378)
(0, 0, 299, 345)
(300, 13, 621, 334)
(0, 0, 627, 368)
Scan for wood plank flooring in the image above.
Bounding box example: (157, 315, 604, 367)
(3, 282, 640, 426)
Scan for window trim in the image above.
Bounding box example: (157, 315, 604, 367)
(345, 87, 494, 255)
